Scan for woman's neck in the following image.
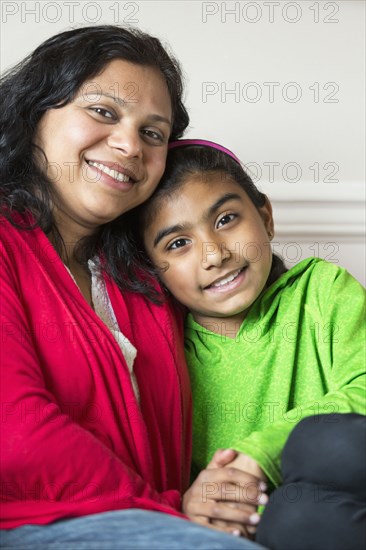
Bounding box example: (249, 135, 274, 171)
(49, 215, 96, 308)
(51, 209, 97, 261)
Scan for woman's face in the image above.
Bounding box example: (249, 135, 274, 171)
(35, 59, 172, 237)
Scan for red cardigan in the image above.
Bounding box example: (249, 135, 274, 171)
(0, 214, 192, 528)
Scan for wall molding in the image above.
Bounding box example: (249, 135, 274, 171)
(263, 182, 365, 239)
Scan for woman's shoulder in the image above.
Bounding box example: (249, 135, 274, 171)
(0, 214, 25, 252)
(0, 212, 56, 270)
(1, 212, 31, 242)
(0, 211, 36, 237)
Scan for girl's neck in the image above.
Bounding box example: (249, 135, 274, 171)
(192, 312, 247, 339)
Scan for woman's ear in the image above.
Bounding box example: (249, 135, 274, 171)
(259, 195, 275, 240)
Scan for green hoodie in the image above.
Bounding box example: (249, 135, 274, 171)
(185, 258, 366, 487)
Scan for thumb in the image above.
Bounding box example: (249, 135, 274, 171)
(207, 448, 237, 469)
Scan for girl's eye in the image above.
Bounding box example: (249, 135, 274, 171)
(217, 213, 236, 228)
(168, 238, 190, 250)
(90, 107, 116, 120)
(142, 129, 164, 143)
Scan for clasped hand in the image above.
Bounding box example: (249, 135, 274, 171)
(182, 449, 268, 539)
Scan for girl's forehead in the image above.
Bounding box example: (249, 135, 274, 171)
(155, 174, 247, 217)
(143, 173, 254, 245)
(184, 169, 234, 183)
(178, 171, 244, 196)
(144, 171, 248, 230)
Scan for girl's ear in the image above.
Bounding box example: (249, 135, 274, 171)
(259, 195, 275, 240)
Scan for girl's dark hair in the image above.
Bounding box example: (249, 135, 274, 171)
(0, 25, 189, 296)
(121, 145, 288, 302)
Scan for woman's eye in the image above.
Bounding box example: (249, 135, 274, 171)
(217, 214, 236, 228)
(90, 107, 116, 120)
(142, 129, 164, 143)
(168, 238, 190, 250)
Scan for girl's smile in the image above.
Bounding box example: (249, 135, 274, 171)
(203, 265, 248, 292)
(144, 172, 274, 334)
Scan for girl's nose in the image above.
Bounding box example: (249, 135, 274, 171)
(201, 240, 231, 269)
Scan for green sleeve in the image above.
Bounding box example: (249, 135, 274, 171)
(233, 268, 366, 487)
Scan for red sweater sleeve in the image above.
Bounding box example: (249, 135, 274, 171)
(0, 231, 185, 528)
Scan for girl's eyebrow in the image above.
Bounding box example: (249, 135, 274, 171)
(153, 193, 242, 248)
(153, 224, 189, 248)
(204, 193, 242, 221)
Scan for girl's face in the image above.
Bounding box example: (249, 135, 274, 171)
(144, 172, 274, 330)
(35, 59, 172, 238)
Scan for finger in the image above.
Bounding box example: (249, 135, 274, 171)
(185, 493, 256, 518)
(206, 519, 248, 538)
(186, 499, 255, 525)
(225, 501, 261, 529)
(199, 478, 268, 507)
(189, 514, 210, 526)
(206, 449, 237, 469)
(211, 518, 249, 538)
(188, 513, 245, 538)
(211, 508, 262, 539)
(197, 500, 261, 526)
(198, 464, 268, 494)
(211, 517, 260, 539)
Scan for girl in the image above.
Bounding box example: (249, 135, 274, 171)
(122, 139, 366, 548)
(0, 29, 264, 549)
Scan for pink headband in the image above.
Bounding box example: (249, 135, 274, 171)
(168, 139, 241, 166)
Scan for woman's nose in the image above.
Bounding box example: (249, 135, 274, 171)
(201, 240, 231, 269)
(108, 125, 142, 158)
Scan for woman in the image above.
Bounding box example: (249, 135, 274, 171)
(0, 26, 265, 548)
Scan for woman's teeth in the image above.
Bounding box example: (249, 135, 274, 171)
(87, 161, 131, 183)
(210, 268, 243, 288)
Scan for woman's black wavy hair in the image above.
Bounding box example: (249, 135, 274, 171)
(0, 25, 189, 296)
(121, 145, 287, 302)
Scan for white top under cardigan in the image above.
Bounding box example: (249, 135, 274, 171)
(64, 259, 140, 401)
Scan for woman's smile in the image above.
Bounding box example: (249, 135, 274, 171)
(85, 160, 138, 184)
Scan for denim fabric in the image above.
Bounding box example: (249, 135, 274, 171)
(0, 509, 267, 550)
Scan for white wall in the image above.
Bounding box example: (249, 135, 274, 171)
(1, 0, 365, 284)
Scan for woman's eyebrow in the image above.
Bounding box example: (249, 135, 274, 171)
(80, 91, 127, 106)
(147, 114, 172, 127)
(101, 92, 127, 106)
(83, 92, 171, 126)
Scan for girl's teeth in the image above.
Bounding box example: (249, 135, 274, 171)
(212, 269, 242, 288)
(88, 161, 130, 183)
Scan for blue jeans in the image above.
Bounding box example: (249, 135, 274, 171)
(0, 509, 267, 549)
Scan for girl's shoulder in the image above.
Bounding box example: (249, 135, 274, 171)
(262, 257, 365, 315)
(275, 256, 361, 290)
